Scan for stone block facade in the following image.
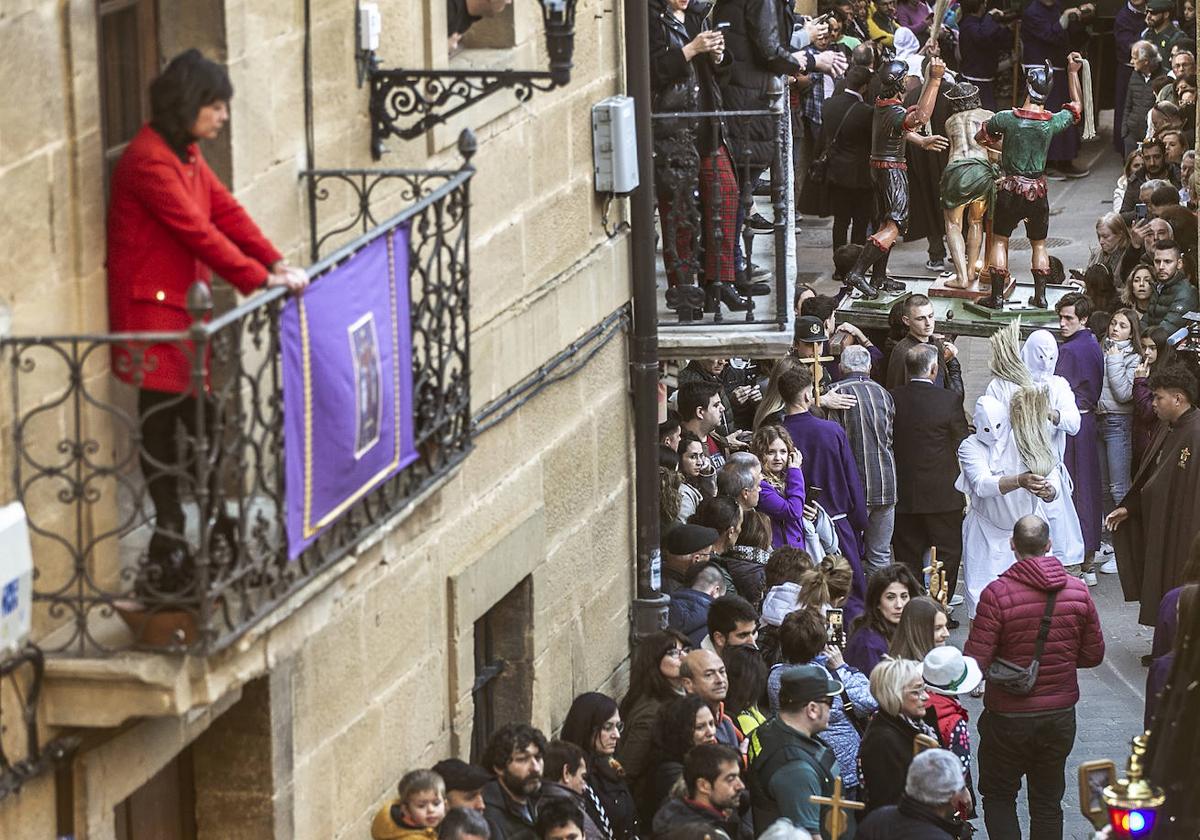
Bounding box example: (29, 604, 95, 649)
(0, 0, 635, 836)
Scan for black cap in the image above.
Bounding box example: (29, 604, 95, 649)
(1147, 0, 1173, 11)
(663, 524, 719, 556)
(794, 315, 830, 345)
(432, 759, 492, 792)
(778, 664, 843, 706)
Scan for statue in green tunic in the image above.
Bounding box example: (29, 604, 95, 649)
(974, 52, 1085, 309)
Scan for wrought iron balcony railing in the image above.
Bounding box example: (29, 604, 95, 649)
(649, 106, 790, 330)
(0, 151, 474, 657)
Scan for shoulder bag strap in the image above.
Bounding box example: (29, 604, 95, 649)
(1030, 589, 1059, 664)
(823, 101, 856, 152)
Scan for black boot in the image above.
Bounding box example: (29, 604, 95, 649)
(843, 240, 884, 299)
(981, 268, 1008, 310)
(734, 269, 771, 296)
(705, 282, 753, 321)
(1029, 270, 1049, 309)
(871, 247, 906, 293)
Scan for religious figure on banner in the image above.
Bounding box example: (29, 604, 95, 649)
(974, 53, 1084, 310)
(350, 313, 383, 458)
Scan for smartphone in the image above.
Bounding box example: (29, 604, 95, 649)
(827, 608, 845, 647)
(808, 486, 823, 507)
(1135, 202, 1148, 220)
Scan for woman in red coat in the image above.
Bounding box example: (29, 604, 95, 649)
(106, 50, 307, 593)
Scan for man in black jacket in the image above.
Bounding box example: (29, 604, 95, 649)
(483, 724, 547, 840)
(857, 749, 972, 839)
(890, 344, 969, 614)
(822, 65, 875, 249)
(651, 744, 746, 840)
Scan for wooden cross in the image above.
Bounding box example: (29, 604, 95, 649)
(924, 545, 948, 607)
(810, 777, 865, 840)
(796, 350, 835, 402)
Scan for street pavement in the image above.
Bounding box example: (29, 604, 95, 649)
(800, 125, 1156, 838)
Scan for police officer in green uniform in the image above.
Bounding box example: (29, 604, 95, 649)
(1142, 0, 1188, 58)
(747, 665, 846, 838)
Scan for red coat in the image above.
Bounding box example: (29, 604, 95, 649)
(964, 555, 1105, 715)
(106, 124, 282, 393)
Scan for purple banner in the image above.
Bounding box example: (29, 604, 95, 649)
(280, 224, 417, 559)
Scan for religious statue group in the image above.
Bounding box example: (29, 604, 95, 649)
(841, 46, 1087, 312)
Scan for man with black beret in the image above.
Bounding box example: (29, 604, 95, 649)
(662, 524, 719, 594)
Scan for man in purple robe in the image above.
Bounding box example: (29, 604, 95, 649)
(1055, 293, 1105, 584)
(1020, 0, 1091, 176)
(778, 365, 869, 624)
(1113, 0, 1149, 155)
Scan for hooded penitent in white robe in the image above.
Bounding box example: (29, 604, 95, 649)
(983, 330, 1085, 568)
(957, 396, 1050, 618)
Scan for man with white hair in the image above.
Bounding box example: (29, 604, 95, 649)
(825, 344, 897, 575)
(716, 454, 762, 513)
(856, 749, 972, 838)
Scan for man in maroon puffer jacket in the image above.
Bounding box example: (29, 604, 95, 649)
(964, 514, 1105, 840)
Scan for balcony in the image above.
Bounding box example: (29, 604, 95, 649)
(0, 141, 474, 726)
(648, 105, 797, 360)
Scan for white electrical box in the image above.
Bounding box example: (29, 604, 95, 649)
(358, 2, 381, 52)
(591, 96, 639, 195)
(0, 502, 33, 656)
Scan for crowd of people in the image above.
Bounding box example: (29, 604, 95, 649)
(644, 0, 1199, 318)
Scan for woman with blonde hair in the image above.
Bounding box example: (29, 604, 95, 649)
(858, 657, 941, 813)
(753, 356, 805, 430)
(752, 424, 807, 548)
(1081, 213, 1131, 311)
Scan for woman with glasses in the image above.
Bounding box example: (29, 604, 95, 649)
(857, 657, 942, 814)
(562, 692, 637, 840)
(617, 629, 691, 796)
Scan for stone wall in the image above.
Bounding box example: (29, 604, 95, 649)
(0, 0, 635, 836)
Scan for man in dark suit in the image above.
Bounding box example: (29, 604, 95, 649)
(822, 65, 875, 249)
(891, 344, 970, 617)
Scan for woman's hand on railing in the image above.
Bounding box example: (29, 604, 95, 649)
(267, 263, 310, 294)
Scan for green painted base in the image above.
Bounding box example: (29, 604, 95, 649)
(962, 299, 1057, 320)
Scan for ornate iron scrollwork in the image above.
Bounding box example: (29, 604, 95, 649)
(0, 645, 80, 800)
(367, 0, 575, 155)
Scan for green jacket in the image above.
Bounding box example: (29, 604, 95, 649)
(1146, 271, 1199, 335)
(746, 717, 846, 839)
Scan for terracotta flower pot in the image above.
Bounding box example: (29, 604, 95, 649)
(114, 599, 199, 649)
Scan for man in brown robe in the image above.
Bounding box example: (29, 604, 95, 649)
(1108, 363, 1200, 625)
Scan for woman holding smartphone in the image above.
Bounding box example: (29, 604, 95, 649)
(1097, 308, 1142, 564)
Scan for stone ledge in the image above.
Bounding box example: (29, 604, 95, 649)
(657, 324, 793, 360)
(41, 463, 463, 729)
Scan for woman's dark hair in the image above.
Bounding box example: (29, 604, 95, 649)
(852, 563, 922, 638)
(653, 694, 711, 761)
(1146, 326, 1178, 374)
(737, 510, 772, 551)
(659, 445, 680, 471)
(722, 645, 768, 719)
(619, 629, 689, 719)
(692, 494, 741, 534)
(150, 49, 234, 155)
(887, 595, 947, 661)
(562, 692, 619, 757)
